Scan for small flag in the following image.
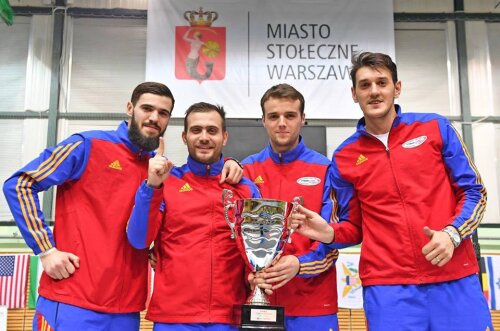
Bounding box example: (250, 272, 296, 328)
(0, 0, 14, 26)
(336, 253, 363, 309)
(484, 255, 500, 309)
(0, 254, 29, 308)
(28, 255, 43, 308)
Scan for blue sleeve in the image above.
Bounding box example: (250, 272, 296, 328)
(327, 160, 363, 245)
(439, 119, 487, 239)
(297, 161, 360, 278)
(2, 135, 89, 254)
(240, 177, 261, 198)
(127, 181, 164, 249)
(250, 184, 261, 199)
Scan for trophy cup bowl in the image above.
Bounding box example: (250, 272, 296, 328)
(222, 189, 301, 330)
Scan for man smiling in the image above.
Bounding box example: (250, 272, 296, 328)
(127, 102, 260, 330)
(3, 82, 173, 330)
(3, 84, 243, 331)
(242, 84, 340, 331)
(290, 52, 492, 331)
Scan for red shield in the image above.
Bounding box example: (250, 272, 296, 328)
(175, 26, 226, 82)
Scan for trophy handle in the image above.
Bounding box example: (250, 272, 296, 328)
(222, 189, 237, 239)
(287, 196, 304, 244)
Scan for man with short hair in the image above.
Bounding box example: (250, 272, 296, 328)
(242, 84, 340, 331)
(290, 52, 492, 331)
(127, 102, 260, 330)
(3, 84, 242, 331)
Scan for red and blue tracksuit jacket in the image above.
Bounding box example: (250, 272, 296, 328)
(2, 121, 153, 313)
(303, 105, 486, 286)
(127, 156, 260, 324)
(242, 137, 340, 316)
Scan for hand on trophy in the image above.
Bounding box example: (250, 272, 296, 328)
(248, 272, 274, 296)
(259, 255, 300, 290)
(290, 205, 335, 244)
(147, 137, 174, 188)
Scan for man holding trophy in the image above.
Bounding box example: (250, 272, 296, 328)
(127, 102, 261, 330)
(222, 190, 302, 330)
(241, 84, 341, 331)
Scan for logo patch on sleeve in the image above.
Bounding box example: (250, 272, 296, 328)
(297, 177, 321, 186)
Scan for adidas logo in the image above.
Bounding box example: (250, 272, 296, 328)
(254, 175, 264, 184)
(179, 183, 193, 192)
(355, 155, 368, 166)
(108, 160, 122, 170)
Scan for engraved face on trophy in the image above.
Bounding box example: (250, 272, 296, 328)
(240, 199, 289, 271)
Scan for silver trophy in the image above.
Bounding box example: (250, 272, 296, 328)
(222, 189, 301, 330)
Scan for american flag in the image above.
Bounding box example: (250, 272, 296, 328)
(0, 254, 30, 308)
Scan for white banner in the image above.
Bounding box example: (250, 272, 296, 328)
(0, 306, 6, 331)
(336, 253, 363, 309)
(147, 0, 394, 119)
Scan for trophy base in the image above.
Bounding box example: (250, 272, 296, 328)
(240, 304, 285, 330)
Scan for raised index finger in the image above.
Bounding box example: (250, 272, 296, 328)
(155, 137, 165, 159)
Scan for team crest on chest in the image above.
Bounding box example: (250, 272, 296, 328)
(179, 183, 193, 192)
(402, 136, 427, 149)
(296, 177, 321, 186)
(108, 160, 122, 170)
(356, 154, 368, 166)
(253, 175, 264, 184)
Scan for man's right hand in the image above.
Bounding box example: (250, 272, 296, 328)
(289, 205, 335, 244)
(148, 137, 174, 188)
(40, 248, 80, 280)
(149, 249, 157, 270)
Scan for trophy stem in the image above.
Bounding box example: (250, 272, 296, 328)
(247, 286, 270, 306)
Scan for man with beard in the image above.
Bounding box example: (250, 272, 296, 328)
(3, 82, 243, 331)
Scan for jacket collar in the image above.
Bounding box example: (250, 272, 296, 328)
(266, 136, 305, 164)
(187, 154, 224, 177)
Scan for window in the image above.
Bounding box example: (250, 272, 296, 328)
(63, 17, 147, 113)
(0, 16, 30, 112)
(487, 23, 500, 116)
(395, 22, 460, 116)
(472, 122, 500, 224)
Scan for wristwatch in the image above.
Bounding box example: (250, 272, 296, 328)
(441, 226, 461, 248)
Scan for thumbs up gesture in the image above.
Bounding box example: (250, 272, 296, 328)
(421, 226, 454, 267)
(147, 137, 174, 188)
